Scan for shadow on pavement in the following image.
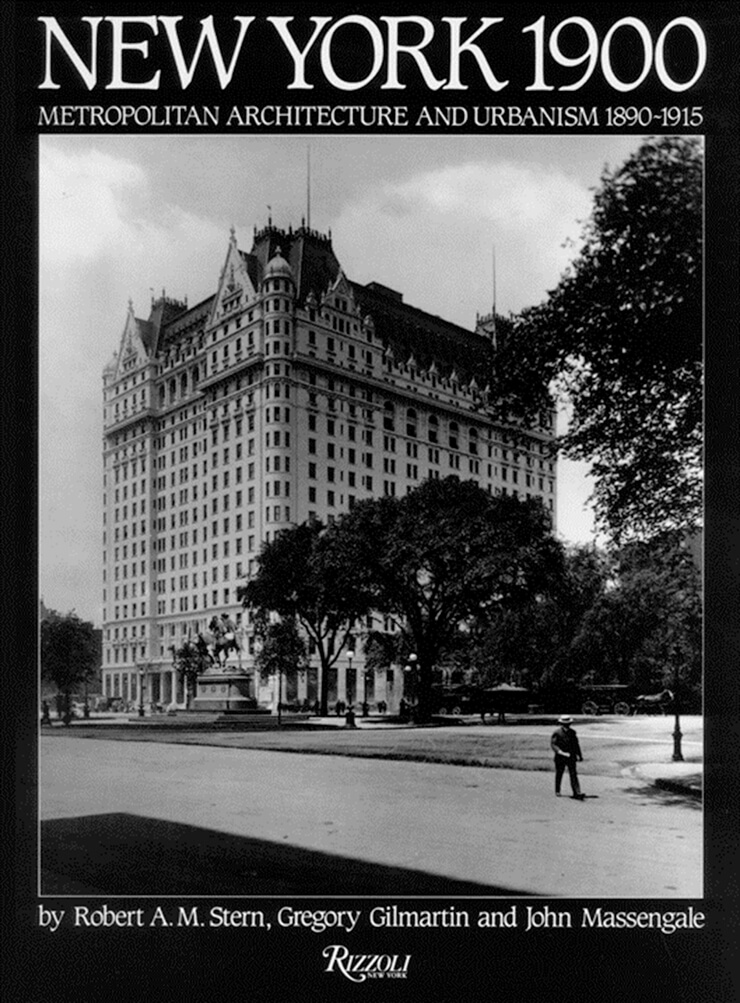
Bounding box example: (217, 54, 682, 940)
(622, 785, 701, 809)
(42, 813, 534, 896)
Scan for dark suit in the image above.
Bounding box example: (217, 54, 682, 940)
(551, 725, 583, 796)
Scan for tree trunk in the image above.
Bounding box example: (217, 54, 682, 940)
(62, 690, 72, 726)
(413, 642, 436, 724)
(319, 654, 330, 717)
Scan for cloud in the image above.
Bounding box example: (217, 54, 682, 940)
(40, 142, 227, 304)
(333, 159, 592, 323)
(40, 146, 147, 266)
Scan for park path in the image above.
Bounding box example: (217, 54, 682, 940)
(40, 736, 701, 898)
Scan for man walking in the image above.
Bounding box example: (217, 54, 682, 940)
(551, 715, 585, 799)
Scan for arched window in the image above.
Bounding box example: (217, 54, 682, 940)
(449, 421, 459, 450)
(428, 414, 439, 444)
(406, 408, 418, 438)
(383, 401, 395, 432)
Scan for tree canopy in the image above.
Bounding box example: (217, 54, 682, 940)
(253, 617, 308, 713)
(337, 477, 564, 719)
(443, 544, 609, 691)
(238, 520, 372, 715)
(569, 532, 702, 698)
(496, 136, 703, 540)
(41, 611, 99, 723)
(170, 640, 209, 708)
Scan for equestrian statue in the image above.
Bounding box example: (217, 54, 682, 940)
(196, 613, 241, 668)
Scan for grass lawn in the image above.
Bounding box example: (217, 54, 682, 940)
(41, 715, 699, 778)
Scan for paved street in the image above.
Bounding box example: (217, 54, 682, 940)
(40, 735, 701, 898)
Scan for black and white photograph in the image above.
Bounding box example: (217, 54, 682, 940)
(38, 131, 703, 901)
(5, 5, 738, 1000)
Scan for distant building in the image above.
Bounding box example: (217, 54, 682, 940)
(101, 223, 557, 709)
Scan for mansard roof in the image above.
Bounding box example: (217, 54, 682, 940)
(350, 280, 493, 383)
(249, 225, 493, 382)
(137, 224, 493, 383)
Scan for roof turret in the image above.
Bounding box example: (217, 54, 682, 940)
(263, 246, 294, 283)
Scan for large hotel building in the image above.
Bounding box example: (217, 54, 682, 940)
(101, 223, 557, 710)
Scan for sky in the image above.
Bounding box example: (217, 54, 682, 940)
(39, 133, 645, 625)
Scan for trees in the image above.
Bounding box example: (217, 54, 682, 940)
(337, 477, 564, 720)
(498, 137, 703, 541)
(170, 640, 209, 709)
(40, 611, 99, 724)
(238, 520, 372, 716)
(448, 544, 609, 692)
(568, 533, 702, 700)
(253, 617, 308, 716)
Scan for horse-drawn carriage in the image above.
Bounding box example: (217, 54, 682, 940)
(632, 688, 674, 715)
(578, 684, 674, 716)
(578, 684, 635, 715)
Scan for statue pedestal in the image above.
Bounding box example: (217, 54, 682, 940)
(192, 669, 257, 712)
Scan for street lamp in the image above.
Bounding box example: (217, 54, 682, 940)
(277, 660, 283, 725)
(408, 652, 417, 701)
(672, 647, 684, 762)
(138, 665, 145, 717)
(346, 649, 354, 697)
(363, 668, 372, 717)
(345, 649, 356, 728)
(404, 653, 417, 721)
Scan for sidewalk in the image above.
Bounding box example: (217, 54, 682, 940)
(627, 762, 703, 799)
(307, 715, 411, 730)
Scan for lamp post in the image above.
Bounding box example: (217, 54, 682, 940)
(345, 649, 356, 728)
(672, 647, 684, 762)
(363, 668, 371, 717)
(408, 652, 417, 704)
(138, 666, 145, 717)
(404, 653, 417, 721)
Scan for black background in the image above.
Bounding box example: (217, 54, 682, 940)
(3, 3, 739, 1000)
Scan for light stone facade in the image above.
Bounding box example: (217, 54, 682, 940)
(101, 224, 557, 710)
